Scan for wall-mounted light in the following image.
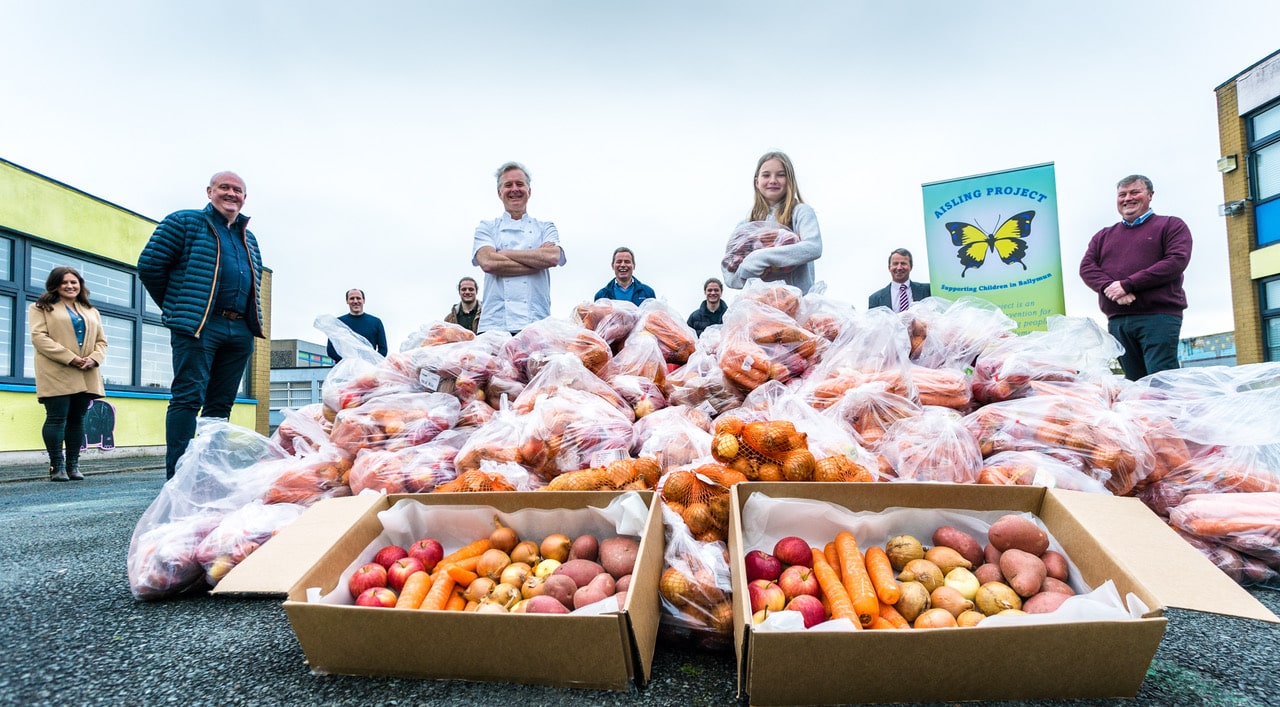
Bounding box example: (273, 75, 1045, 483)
(1218, 199, 1246, 216)
(1217, 155, 1238, 173)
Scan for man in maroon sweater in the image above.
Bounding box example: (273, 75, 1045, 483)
(1080, 175, 1192, 381)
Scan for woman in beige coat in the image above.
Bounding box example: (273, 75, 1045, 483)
(29, 266, 107, 482)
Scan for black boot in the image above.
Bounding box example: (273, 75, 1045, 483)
(49, 459, 69, 483)
(66, 457, 84, 481)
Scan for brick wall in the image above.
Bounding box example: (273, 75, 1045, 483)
(1216, 81, 1264, 364)
(253, 268, 273, 435)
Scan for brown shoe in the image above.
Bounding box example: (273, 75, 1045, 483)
(49, 465, 70, 482)
(66, 461, 84, 481)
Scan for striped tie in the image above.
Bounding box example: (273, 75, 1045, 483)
(898, 283, 909, 312)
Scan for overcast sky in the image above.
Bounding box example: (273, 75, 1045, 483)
(4, 2, 1278, 349)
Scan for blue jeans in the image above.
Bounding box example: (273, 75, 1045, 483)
(166, 316, 254, 478)
(41, 392, 94, 466)
(1108, 314, 1181, 381)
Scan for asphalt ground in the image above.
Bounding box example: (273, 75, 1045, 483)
(1, 467, 1277, 707)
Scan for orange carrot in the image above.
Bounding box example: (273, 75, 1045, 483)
(811, 547, 858, 628)
(823, 542, 841, 582)
(835, 531, 879, 628)
(419, 573, 456, 611)
(867, 616, 897, 630)
(437, 538, 492, 569)
(444, 588, 467, 611)
(394, 571, 432, 609)
(446, 565, 479, 586)
(464, 599, 480, 612)
(864, 545, 901, 605)
(878, 602, 911, 629)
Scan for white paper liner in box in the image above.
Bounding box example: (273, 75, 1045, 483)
(741, 493, 1139, 631)
(317, 491, 649, 607)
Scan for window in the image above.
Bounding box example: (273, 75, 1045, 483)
(100, 315, 135, 386)
(1264, 277, 1280, 363)
(0, 236, 11, 281)
(5, 236, 172, 395)
(140, 323, 172, 388)
(0, 295, 11, 377)
(29, 247, 134, 308)
(270, 380, 318, 410)
(1249, 101, 1280, 247)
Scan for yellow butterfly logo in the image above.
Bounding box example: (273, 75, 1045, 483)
(946, 211, 1035, 278)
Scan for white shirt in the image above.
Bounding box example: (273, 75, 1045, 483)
(471, 212, 565, 332)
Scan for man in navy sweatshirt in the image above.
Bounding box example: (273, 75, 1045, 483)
(1079, 175, 1192, 381)
(326, 289, 388, 362)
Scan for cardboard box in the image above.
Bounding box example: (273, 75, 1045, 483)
(728, 482, 1279, 706)
(218, 490, 661, 691)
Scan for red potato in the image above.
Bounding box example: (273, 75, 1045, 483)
(526, 595, 571, 614)
(554, 559, 605, 589)
(615, 574, 632, 594)
(573, 584, 609, 609)
(974, 562, 1004, 585)
(999, 548, 1047, 597)
(599, 536, 641, 579)
(587, 572, 616, 596)
(988, 515, 1050, 556)
(932, 526, 984, 568)
(615, 589, 628, 607)
(569, 534, 599, 562)
(1024, 591, 1072, 614)
(542, 574, 577, 610)
(1041, 550, 1070, 581)
(984, 543, 1002, 566)
(1040, 576, 1075, 595)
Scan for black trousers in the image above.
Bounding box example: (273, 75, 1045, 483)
(41, 392, 95, 464)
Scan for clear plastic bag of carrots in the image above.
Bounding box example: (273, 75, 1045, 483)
(877, 407, 983, 483)
(905, 295, 1016, 370)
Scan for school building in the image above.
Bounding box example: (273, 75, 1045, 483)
(1216, 48, 1280, 363)
(0, 158, 272, 461)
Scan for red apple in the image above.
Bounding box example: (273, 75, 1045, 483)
(748, 579, 786, 614)
(409, 537, 444, 573)
(744, 550, 783, 582)
(355, 586, 398, 608)
(777, 564, 819, 600)
(786, 594, 826, 628)
(772, 536, 812, 567)
(387, 557, 427, 593)
(372, 544, 409, 569)
(347, 562, 388, 598)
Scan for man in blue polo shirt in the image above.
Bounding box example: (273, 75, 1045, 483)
(593, 247, 656, 304)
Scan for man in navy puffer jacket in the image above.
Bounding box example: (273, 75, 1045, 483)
(138, 171, 264, 479)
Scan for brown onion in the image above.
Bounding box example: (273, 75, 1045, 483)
(929, 585, 975, 618)
(477, 548, 512, 581)
(913, 608, 958, 629)
(489, 522, 520, 554)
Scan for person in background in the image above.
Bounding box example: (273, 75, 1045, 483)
(28, 266, 107, 482)
(138, 170, 265, 480)
(1080, 174, 1192, 381)
(326, 288, 389, 362)
(593, 247, 656, 304)
(687, 277, 728, 337)
(722, 150, 823, 294)
(868, 248, 931, 312)
(472, 161, 566, 334)
(444, 276, 482, 333)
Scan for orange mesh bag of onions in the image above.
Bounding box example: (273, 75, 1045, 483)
(656, 492, 735, 651)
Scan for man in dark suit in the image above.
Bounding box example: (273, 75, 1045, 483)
(868, 248, 930, 312)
